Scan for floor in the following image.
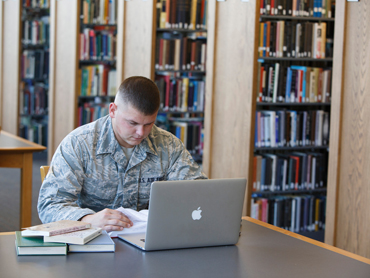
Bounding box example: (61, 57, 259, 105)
(0, 152, 47, 232)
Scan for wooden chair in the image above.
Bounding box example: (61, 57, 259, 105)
(40, 166, 50, 182)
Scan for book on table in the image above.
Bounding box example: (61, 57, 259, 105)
(68, 230, 115, 252)
(21, 220, 91, 237)
(15, 231, 67, 256)
(44, 227, 102, 245)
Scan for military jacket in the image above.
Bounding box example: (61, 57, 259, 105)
(38, 116, 207, 223)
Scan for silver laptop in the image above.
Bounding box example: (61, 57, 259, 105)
(118, 178, 246, 251)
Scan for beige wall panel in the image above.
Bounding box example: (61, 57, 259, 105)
(0, 2, 3, 128)
(209, 1, 257, 179)
(325, 0, 346, 246)
(122, 1, 154, 80)
(50, 1, 78, 156)
(202, 0, 216, 176)
(1, 1, 20, 134)
(336, 2, 370, 259)
(339, 2, 370, 252)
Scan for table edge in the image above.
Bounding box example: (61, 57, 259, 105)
(242, 216, 370, 265)
(0, 131, 46, 151)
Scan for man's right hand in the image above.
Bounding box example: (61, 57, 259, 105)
(80, 208, 133, 232)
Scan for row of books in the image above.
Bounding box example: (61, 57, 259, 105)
(257, 64, 331, 103)
(156, 0, 208, 30)
(167, 121, 204, 156)
(79, 66, 116, 97)
(155, 76, 205, 112)
(253, 152, 327, 192)
(22, 17, 50, 46)
(260, 0, 334, 18)
(23, 0, 50, 8)
(81, 0, 117, 25)
(78, 103, 109, 126)
(80, 28, 116, 61)
(255, 110, 329, 148)
(19, 119, 48, 146)
(21, 50, 50, 80)
(20, 82, 48, 116)
(155, 37, 206, 71)
(16, 220, 114, 255)
(251, 195, 326, 233)
(259, 21, 333, 59)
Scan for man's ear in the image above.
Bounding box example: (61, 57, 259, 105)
(109, 103, 117, 119)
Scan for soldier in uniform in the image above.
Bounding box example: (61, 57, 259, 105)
(38, 76, 207, 232)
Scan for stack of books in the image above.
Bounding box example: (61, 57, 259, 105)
(15, 220, 115, 256)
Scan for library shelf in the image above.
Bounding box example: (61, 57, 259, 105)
(252, 188, 327, 196)
(260, 15, 335, 22)
(168, 117, 204, 122)
(79, 60, 116, 66)
(81, 24, 117, 28)
(254, 146, 329, 152)
(157, 28, 207, 33)
(78, 96, 115, 100)
(256, 102, 331, 107)
(158, 111, 204, 115)
(258, 57, 333, 62)
(20, 113, 48, 118)
(155, 70, 206, 74)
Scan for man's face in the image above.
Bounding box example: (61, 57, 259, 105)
(109, 102, 157, 148)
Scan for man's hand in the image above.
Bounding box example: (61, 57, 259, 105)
(80, 208, 133, 232)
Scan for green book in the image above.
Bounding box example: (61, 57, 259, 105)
(15, 231, 67, 256)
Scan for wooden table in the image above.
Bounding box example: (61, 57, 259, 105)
(0, 130, 46, 228)
(1, 218, 370, 277)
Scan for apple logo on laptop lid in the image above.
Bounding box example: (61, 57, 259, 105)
(192, 207, 202, 220)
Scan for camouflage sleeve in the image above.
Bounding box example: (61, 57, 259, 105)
(37, 135, 95, 223)
(165, 137, 208, 181)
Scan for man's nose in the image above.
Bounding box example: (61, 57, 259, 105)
(136, 125, 144, 136)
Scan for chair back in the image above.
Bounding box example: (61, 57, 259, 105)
(40, 166, 50, 182)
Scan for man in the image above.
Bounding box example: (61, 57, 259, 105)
(38, 76, 207, 232)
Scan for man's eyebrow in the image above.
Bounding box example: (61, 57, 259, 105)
(126, 119, 155, 125)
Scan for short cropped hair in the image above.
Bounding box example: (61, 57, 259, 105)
(115, 76, 160, 115)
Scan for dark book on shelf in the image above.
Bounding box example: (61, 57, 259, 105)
(284, 197, 292, 230)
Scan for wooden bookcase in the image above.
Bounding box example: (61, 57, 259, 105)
(48, 0, 156, 161)
(0, 1, 49, 151)
(202, 0, 370, 258)
(152, 1, 208, 164)
(250, 8, 335, 241)
(19, 3, 50, 147)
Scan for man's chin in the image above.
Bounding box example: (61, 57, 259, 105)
(129, 138, 143, 145)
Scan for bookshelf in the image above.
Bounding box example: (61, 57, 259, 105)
(77, 1, 118, 126)
(250, 2, 336, 241)
(200, 0, 353, 249)
(0, 1, 50, 150)
(19, 2, 50, 147)
(153, 0, 207, 163)
(47, 1, 155, 161)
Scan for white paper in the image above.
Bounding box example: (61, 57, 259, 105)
(108, 208, 148, 238)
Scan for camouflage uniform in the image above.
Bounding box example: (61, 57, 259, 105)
(38, 115, 207, 223)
